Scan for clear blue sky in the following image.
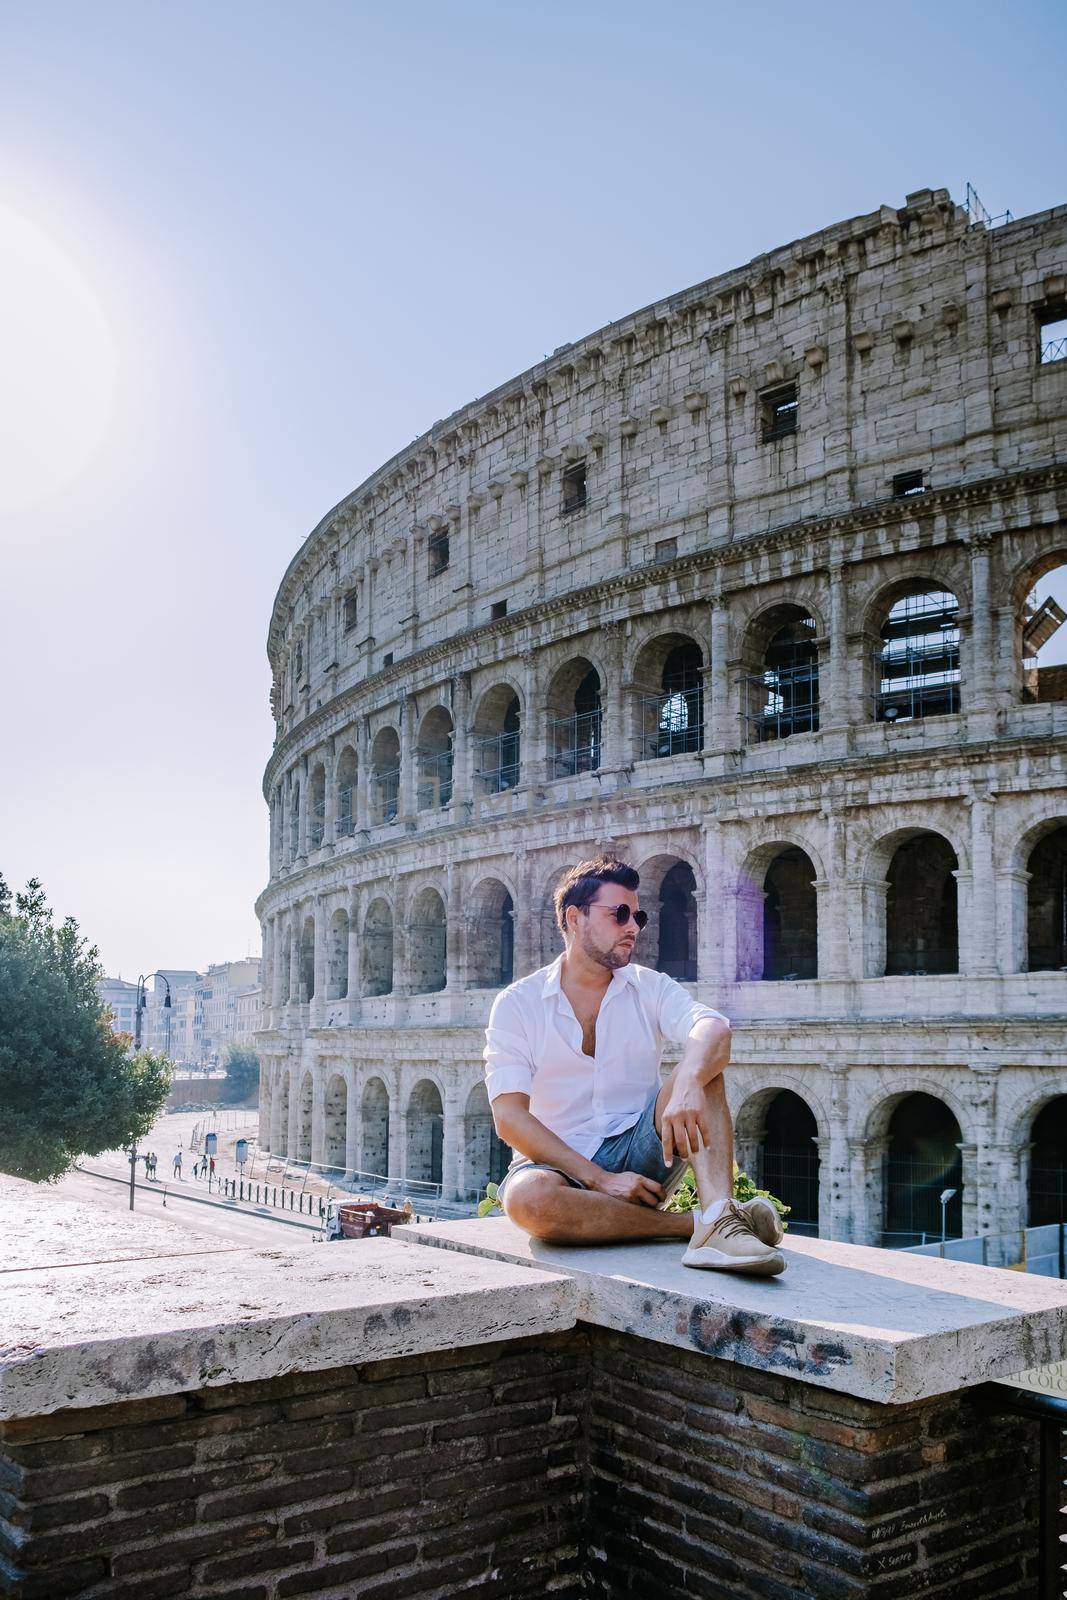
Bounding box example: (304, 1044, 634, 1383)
(0, 0, 1064, 978)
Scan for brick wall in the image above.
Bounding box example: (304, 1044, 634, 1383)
(585, 1330, 1038, 1600)
(0, 1328, 1040, 1599)
(0, 1334, 586, 1600)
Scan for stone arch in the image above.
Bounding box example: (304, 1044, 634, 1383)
(296, 1071, 314, 1163)
(735, 1085, 822, 1234)
(464, 1081, 510, 1199)
(741, 603, 820, 743)
(361, 1076, 390, 1180)
(875, 1091, 964, 1244)
(472, 681, 522, 793)
(881, 831, 959, 976)
(323, 1072, 348, 1171)
(1028, 1096, 1067, 1226)
(634, 851, 700, 981)
(409, 886, 447, 994)
(735, 840, 821, 982)
(308, 761, 326, 849)
(362, 897, 394, 996)
(299, 915, 316, 1001)
(537, 863, 575, 967)
(1025, 822, 1067, 972)
(416, 705, 454, 811)
(327, 908, 349, 1000)
(406, 1078, 444, 1188)
(547, 656, 602, 777)
(335, 743, 358, 836)
(631, 631, 705, 761)
(1009, 545, 1067, 704)
(866, 577, 962, 723)
(370, 726, 401, 824)
(466, 877, 515, 988)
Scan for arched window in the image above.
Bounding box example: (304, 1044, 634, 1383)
(416, 707, 454, 811)
(746, 609, 819, 742)
(474, 685, 521, 794)
(1029, 1098, 1067, 1226)
(759, 1091, 820, 1235)
(548, 659, 601, 778)
(299, 916, 316, 1001)
(327, 909, 349, 1000)
(1027, 826, 1067, 971)
(362, 899, 394, 997)
(657, 862, 697, 981)
(883, 1093, 962, 1244)
(762, 848, 818, 980)
(308, 763, 326, 849)
(885, 834, 958, 975)
(409, 888, 447, 994)
(636, 637, 705, 759)
(407, 1080, 444, 1188)
(335, 745, 358, 837)
(323, 1073, 347, 1171)
(467, 880, 514, 988)
(361, 1078, 390, 1180)
(370, 728, 400, 824)
(464, 1082, 510, 1199)
(875, 586, 960, 722)
(1020, 557, 1067, 703)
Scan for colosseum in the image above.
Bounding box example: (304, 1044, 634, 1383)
(255, 186, 1067, 1250)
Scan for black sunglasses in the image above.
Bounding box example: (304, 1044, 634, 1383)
(585, 902, 648, 929)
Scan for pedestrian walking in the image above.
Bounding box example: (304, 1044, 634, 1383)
(208, 1155, 216, 1178)
(192, 1158, 200, 1179)
(148, 1152, 157, 1180)
(143, 1153, 151, 1179)
(173, 1151, 183, 1179)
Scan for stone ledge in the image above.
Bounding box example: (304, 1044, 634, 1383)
(393, 1217, 1067, 1405)
(0, 1180, 576, 1421)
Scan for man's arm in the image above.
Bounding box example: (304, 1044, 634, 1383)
(492, 1094, 665, 1207)
(659, 1015, 731, 1166)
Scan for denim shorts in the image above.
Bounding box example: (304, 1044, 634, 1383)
(496, 1089, 685, 1205)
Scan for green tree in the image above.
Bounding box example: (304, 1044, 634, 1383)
(222, 1043, 259, 1104)
(0, 874, 171, 1182)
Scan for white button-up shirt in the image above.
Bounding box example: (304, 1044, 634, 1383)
(483, 955, 727, 1159)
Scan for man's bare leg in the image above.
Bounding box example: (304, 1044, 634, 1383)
(503, 1170, 693, 1246)
(655, 1067, 733, 1212)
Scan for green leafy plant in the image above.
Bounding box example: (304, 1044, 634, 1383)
(477, 1165, 789, 1223)
(222, 1044, 260, 1104)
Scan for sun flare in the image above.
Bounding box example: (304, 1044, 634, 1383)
(0, 206, 119, 516)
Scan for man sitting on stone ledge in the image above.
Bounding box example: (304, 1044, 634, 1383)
(485, 856, 785, 1275)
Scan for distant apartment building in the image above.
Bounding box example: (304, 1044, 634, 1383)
(97, 959, 261, 1068)
(197, 958, 262, 1066)
(97, 977, 139, 1040)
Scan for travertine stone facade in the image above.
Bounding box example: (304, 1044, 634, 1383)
(256, 188, 1067, 1245)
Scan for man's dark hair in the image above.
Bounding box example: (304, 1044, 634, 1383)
(554, 856, 640, 934)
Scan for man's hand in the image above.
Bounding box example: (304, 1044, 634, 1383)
(590, 1169, 664, 1207)
(660, 1072, 711, 1165)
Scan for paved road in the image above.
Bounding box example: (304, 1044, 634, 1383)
(56, 1165, 321, 1250)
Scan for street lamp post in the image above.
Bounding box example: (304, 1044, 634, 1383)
(939, 1187, 957, 1255)
(129, 972, 172, 1212)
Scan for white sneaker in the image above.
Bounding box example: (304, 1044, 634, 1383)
(742, 1195, 785, 1248)
(682, 1200, 786, 1276)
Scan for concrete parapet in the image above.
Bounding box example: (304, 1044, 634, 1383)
(1, 1177, 1063, 1596)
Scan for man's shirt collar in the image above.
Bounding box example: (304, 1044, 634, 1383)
(541, 951, 639, 1001)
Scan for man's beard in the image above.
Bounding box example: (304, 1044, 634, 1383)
(586, 938, 631, 972)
